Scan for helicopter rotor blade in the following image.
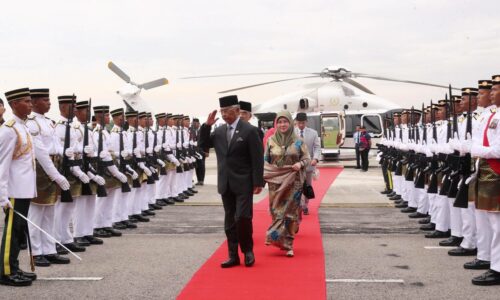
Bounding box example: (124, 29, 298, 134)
(108, 61, 131, 83)
(353, 73, 461, 91)
(182, 72, 320, 79)
(138, 78, 169, 90)
(343, 78, 375, 95)
(218, 75, 321, 94)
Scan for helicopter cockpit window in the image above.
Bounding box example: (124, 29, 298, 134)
(362, 115, 382, 135)
(341, 86, 355, 97)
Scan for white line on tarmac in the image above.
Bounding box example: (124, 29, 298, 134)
(38, 277, 103, 281)
(326, 279, 404, 283)
(424, 246, 456, 249)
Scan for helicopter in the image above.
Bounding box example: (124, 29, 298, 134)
(182, 66, 460, 160)
(107, 61, 169, 112)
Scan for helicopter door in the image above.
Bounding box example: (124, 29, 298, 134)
(320, 113, 342, 157)
(360, 114, 383, 138)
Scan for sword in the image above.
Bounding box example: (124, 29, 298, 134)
(13, 209, 82, 261)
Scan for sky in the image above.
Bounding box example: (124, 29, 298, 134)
(1, 0, 499, 120)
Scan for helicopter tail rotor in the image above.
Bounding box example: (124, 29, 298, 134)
(108, 61, 131, 83)
(139, 78, 169, 90)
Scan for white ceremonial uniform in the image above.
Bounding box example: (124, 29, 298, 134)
(26, 113, 62, 256)
(434, 120, 451, 233)
(164, 125, 178, 200)
(109, 125, 131, 223)
(125, 126, 145, 216)
(155, 126, 168, 201)
(92, 125, 122, 230)
(446, 116, 463, 239)
(73, 121, 98, 239)
(54, 116, 83, 244)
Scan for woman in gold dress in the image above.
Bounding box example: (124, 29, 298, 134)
(264, 111, 310, 257)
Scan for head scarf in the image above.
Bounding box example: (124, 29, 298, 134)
(271, 110, 297, 148)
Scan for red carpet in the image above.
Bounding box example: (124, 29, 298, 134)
(177, 167, 342, 300)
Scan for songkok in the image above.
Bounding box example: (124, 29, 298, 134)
(478, 80, 492, 90)
(5, 88, 30, 102)
(492, 75, 500, 86)
(461, 87, 478, 96)
(239, 101, 252, 112)
(125, 111, 138, 118)
(58, 95, 76, 104)
(138, 112, 147, 118)
(30, 88, 49, 99)
(155, 113, 167, 119)
(219, 95, 239, 108)
(110, 108, 124, 117)
(75, 101, 90, 109)
(93, 105, 109, 114)
(295, 112, 307, 121)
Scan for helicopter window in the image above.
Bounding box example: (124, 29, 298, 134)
(345, 115, 361, 137)
(362, 115, 382, 135)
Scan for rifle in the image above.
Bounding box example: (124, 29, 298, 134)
(60, 95, 75, 203)
(447, 88, 461, 199)
(81, 98, 93, 196)
(414, 104, 427, 189)
(144, 119, 157, 183)
(454, 92, 474, 208)
(130, 112, 142, 188)
(175, 123, 184, 174)
(159, 123, 167, 176)
(427, 100, 439, 194)
(119, 111, 132, 193)
(151, 124, 162, 179)
(96, 112, 108, 197)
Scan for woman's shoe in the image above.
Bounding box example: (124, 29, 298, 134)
(286, 250, 294, 257)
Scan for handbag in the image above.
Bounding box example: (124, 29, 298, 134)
(303, 181, 315, 199)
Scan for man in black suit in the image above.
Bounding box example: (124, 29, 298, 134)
(199, 95, 264, 268)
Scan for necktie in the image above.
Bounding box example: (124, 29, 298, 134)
(227, 126, 233, 146)
(300, 130, 304, 138)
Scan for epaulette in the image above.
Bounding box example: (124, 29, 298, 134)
(111, 127, 120, 133)
(27, 115, 36, 120)
(492, 108, 497, 113)
(4, 119, 15, 127)
(56, 120, 65, 125)
(73, 123, 80, 129)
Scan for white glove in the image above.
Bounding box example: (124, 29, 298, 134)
(0, 198, 12, 209)
(400, 143, 409, 152)
(460, 133, 473, 155)
(189, 141, 194, 146)
(54, 174, 70, 191)
(84, 145, 94, 156)
(138, 162, 152, 176)
(65, 148, 74, 159)
(121, 150, 130, 158)
(162, 142, 168, 148)
(107, 165, 128, 183)
(154, 145, 161, 153)
(133, 148, 142, 158)
(440, 143, 454, 154)
(157, 159, 166, 167)
(167, 154, 180, 166)
(71, 166, 90, 184)
(183, 142, 189, 148)
(87, 172, 106, 186)
(193, 141, 198, 147)
(146, 147, 153, 154)
(163, 144, 171, 151)
(149, 167, 157, 174)
(177, 142, 182, 149)
(126, 165, 139, 180)
(100, 151, 110, 159)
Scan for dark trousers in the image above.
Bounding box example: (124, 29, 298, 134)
(355, 145, 361, 168)
(1, 198, 30, 276)
(360, 149, 369, 171)
(195, 156, 206, 183)
(221, 188, 253, 257)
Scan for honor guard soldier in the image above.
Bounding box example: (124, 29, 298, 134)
(447, 88, 480, 256)
(109, 108, 137, 230)
(464, 80, 495, 270)
(53, 95, 88, 254)
(25, 89, 71, 267)
(72, 100, 106, 245)
(124, 111, 150, 222)
(163, 113, 181, 203)
(154, 113, 171, 206)
(172, 115, 187, 202)
(146, 112, 162, 211)
(136, 112, 156, 216)
(468, 75, 500, 285)
(0, 87, 37, 286)
(92, 105, 129, 237)
(183, 116, 198, 197)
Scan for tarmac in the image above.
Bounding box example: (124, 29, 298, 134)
(1, 154, 499, 299)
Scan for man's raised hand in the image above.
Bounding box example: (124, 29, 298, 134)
(205, 110, 219, 126)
